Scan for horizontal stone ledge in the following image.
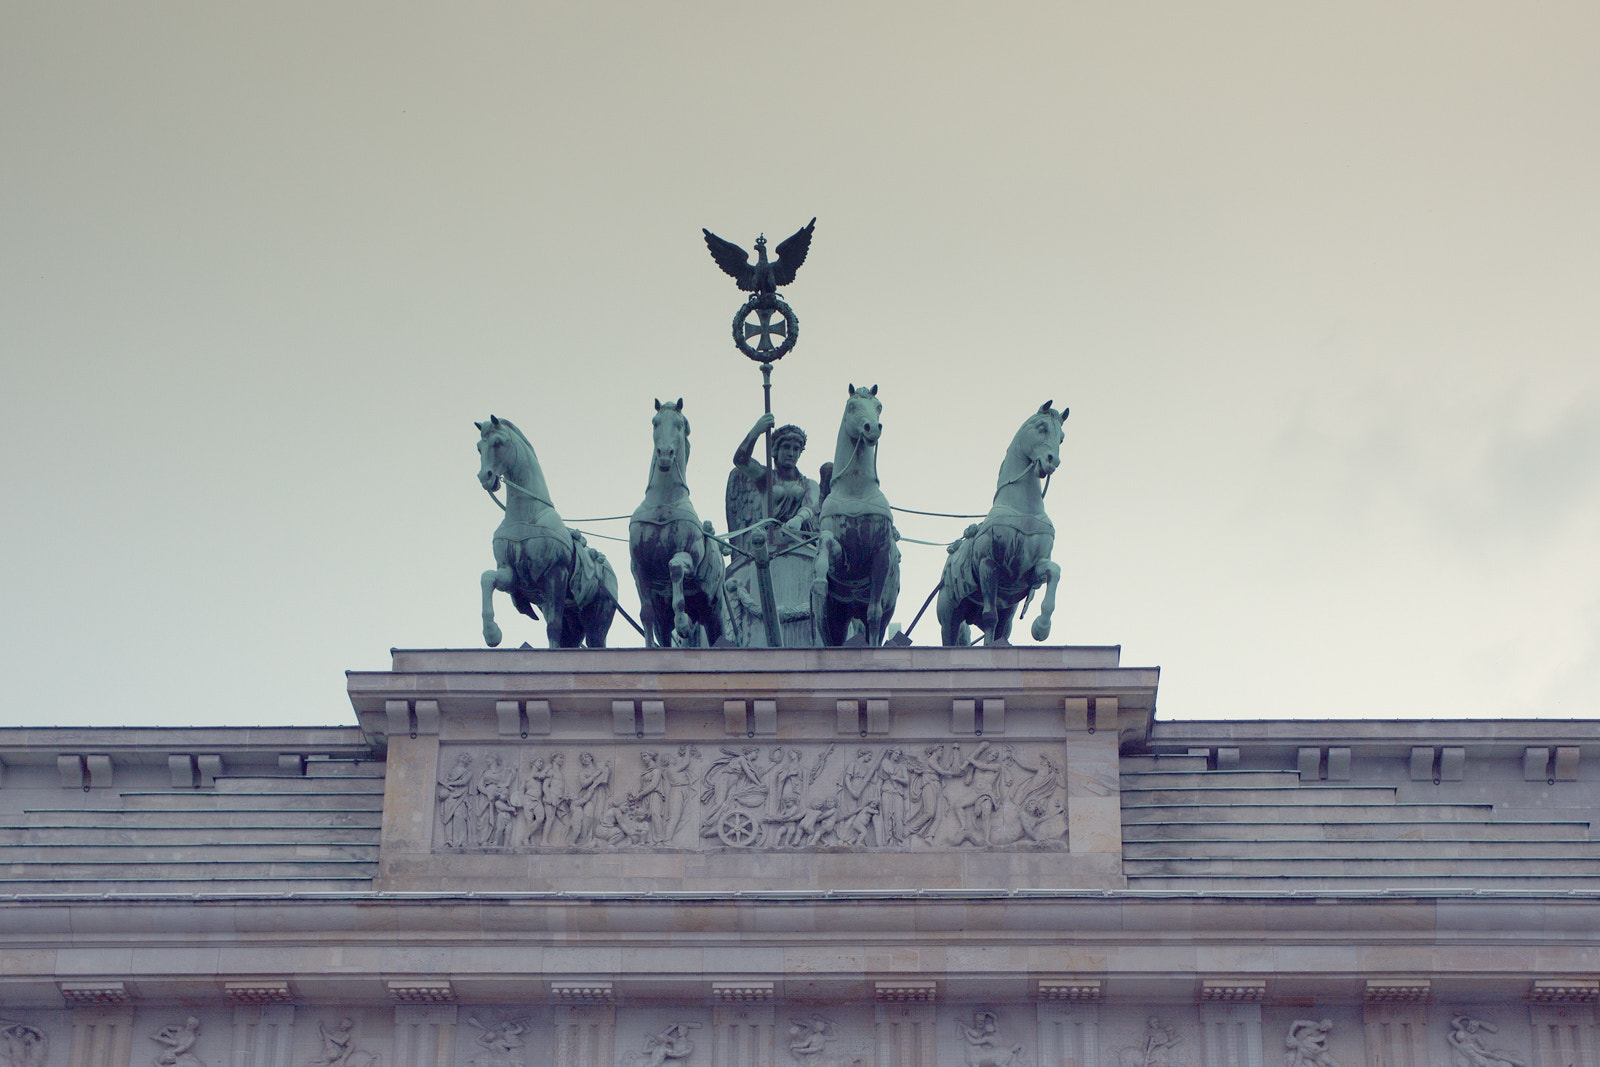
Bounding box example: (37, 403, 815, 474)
(14, 973, 1596, 1010)
(9, 886, 1600, 905)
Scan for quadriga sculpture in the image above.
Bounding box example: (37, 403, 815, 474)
(476, 416, 618, 648)
(812, 384, 901, 646)
(629, 399, 728, 647)
(937, 401, 1068, 646)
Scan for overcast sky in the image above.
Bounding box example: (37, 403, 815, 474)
(2, 5, 1596, 729)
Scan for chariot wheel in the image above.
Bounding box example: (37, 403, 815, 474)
(717, 809, 759, 847)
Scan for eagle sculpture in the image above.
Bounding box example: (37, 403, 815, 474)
(702, 217, 816, 294)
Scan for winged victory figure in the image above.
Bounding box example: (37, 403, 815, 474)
(702, 218, 816, 294)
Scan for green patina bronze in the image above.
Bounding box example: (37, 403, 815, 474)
(724, 413, 824, 647)
(476, 416, 618, 648)
(811, 384, 902, 647)
(937, 401, 1068, 646)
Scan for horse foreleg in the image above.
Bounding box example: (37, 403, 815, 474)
(481, 567, 512, 647)
(668, 552, 695, 645)
(866, 542, 893, 647)
(1030, 560, 1062, 642)
(811, 531, 838, 647)
(976, 555, 1002, 645)
(542, 567, 568, 650)
(631, 559, 660, 649)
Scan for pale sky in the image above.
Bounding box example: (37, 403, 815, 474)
(2, 5, 1596, 729)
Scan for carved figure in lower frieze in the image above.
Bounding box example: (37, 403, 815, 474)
(786, 1017, 861, 1067)
(596, 794, 654, 846)
(466, 1015, 528, 1067)
(308, 1018, 379, 1067)
(1447, 1016, 1528, 1067)
(151, 1018, 205, 1067)
(632, 1024, 700, 1067)
(1285, 1020, 1339, 1067)
(436, 741, 1067, 853)
(0, 1022, 47, 1067)
(956, 1012, 1025, 1067)
(659, 744, 700, 842)
(1116, 1019, 1184, 1067)
(541, 752, 572, 846)
(438, 753, 475, 848)
(573, 752, 613, 846)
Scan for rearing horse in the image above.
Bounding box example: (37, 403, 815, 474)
(812, 383, 901, 646)
(629, 399, 728, 647)
(937, 400, 1068, 646)
(477, 415, 618, 648)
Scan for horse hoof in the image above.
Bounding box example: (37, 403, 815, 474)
(1031, 616, 1051, 642)
(484, 622, 503, 647)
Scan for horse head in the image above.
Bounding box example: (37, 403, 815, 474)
(650, 397, 691, 480)
(843, 383, 883, 446)
(476, 414, 519, 492)
(1005, 400, 1069, 483)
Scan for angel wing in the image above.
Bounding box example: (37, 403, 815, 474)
(725, 467, 765, 553)
(702, 228, 756, 291)
(771, 217, 816, 287)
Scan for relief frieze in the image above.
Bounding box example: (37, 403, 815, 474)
(434, 740, 1067, 853)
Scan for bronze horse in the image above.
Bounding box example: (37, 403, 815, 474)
(629, 399, 728, 647)
(476, 415, 618, 648)
(937, 401, 1067, 646)
(812, 384, 901, 646)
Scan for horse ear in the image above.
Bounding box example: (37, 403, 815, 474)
(1060, 407, 1070, 422)
(1039, 399, 1053, 415)
(654, 398, 662, 411)
(870, 383, 878, 396)
(490, 414, 501, 427)
(474, 421, 484, 432)
(676, 397, 683, 410)
(847, 382, 855, 395)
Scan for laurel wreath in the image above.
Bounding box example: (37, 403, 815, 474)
(732, 296, 799, 363)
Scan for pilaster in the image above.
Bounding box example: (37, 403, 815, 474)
(1362, 983, 1430, 1067)
(67, 1008, 134, 1067)
(1200, 1003, 1263, 1067)
(553, 1006, 615, 1067)
(1037, 1000, 1100, 1067)
(712, 1004, 775, 1067)
(873, 1001, 936, 1067)
(230, 1006, 295, 1067)
(392, 1005, 456, 1067)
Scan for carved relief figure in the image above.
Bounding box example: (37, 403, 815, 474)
(632, 1024, 700, 1067)
(957, 1012, 1025, 1067)
(514, 757, 547, 847)
(659, 745, 700, 843)
(151, 1018, 204, 1067)
(436, 741, 1066, 854)
(787, 1017, 860, 1067)
(437, 754, 474, 848)
(308, 1018, 379, 1067)
(476, 755, 516, 847)
(1285, 1020, 1339, 1067)
(573, 752, 612, 846)
(1448, 1016, 1528, 1067)
(466, 1016, 527, 1067)
(1116, 1019, 1183, 1067)
(0, 1023, 47, 1067)
(541, 752, 572, 846)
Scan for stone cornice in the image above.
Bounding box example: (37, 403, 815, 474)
(347, 646, 1159, 749)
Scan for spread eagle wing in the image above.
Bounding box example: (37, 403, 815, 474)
(702, 228, 756, 291)
(771, 217, 816, 287)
